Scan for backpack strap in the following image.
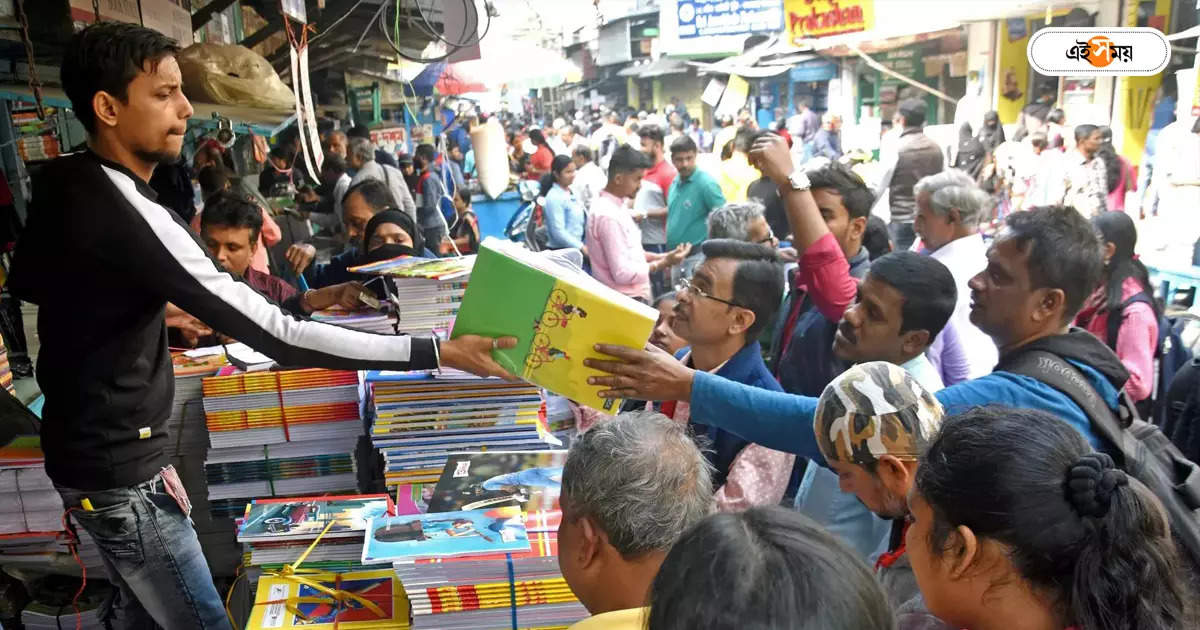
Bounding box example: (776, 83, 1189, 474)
(1105, 291, 1153, 349)
(1002, 350, 1135, 453)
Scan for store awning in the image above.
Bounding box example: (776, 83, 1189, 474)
(617, 57, 690, 79)
(688, 36, 819, 78)
(0, 85, 294, 137)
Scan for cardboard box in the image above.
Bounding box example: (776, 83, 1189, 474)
(140, 0, 194, 46)
(67, 0, 141, 24)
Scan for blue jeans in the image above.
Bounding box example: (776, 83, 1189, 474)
(56, 474, 231, 630)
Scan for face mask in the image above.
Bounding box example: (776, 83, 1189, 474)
(362, 243, 419, 264)
(346, 168, 358, 178)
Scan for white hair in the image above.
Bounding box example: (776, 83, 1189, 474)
(913, 169, 992, 229)
(707, 201, 766, 242)
(561, 411, 714, 556)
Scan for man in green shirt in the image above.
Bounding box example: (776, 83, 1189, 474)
(667, 135, 726, 250)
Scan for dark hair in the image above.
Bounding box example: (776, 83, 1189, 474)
(733, 126, 756, 153)
(862, 215, 893, 260)
(806, 161, 875, 220)
(201, 190, 263, 243)
(572, 145, 594, 162)
(607, 144, 648, 181)
(1047, 108, 1066, 124)
(529, 128, 547, 147)
(638, 124, 665, 145)
(346, 125, 371, 140)
(1074, 123, 1099, 143)
(1093, 211, 1158, 324)
(342, 178, 396, 213)
(1030, 132, 1049, 150)
(699, 239, 784, 340)
(647, 506, 894, 630)
(898, 98, 927, 127)
(453, 187, 471, 208)
(652, 292, 678, 309)
(197, 165, 231, 200)
(1095, 126, 1122, 192)
(414, 143, 437, 170)
(537, 154, 574, 200)
(866, 252, 957, 339)
(916, 406, 1189, 630)
(1003, 206, 1104, 320)
(61, 23, 181, 134)
(670, 134, 698, 156)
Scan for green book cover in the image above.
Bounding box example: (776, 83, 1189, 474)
(452, 239, 658, 413)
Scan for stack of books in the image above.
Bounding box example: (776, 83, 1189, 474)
(202, 369, 363, 449)
(310, 307, 398, 335)
(21, 581, 112, 630)
(347, 256, 474, 336)
(236, 494, 400, 572)
(370, 452, 586, 629)
(365, 369, 555, 488)
(0, 437, 58, 535)
(200, 369, 365, 522)
(245, 567, 411, 629)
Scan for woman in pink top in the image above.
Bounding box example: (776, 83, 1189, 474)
(584, 146, 689, 302)
(1074, 211, 1158, 402)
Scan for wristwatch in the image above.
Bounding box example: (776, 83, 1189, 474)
(785, 169, 811, 191)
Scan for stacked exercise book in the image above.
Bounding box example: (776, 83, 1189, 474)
(364, 369, 555, 488)
(0, 435, 103, 573)
(201, 369, 364, 520)
(346, 256, 474, 337)
(240, 494, 416, 630)
(367, 451, 587, 629)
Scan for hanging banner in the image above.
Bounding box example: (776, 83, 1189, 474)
(785, 0, 874, 43)
(675, 0, 783, 40)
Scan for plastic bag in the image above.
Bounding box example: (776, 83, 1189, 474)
(178, 43, 294, 110)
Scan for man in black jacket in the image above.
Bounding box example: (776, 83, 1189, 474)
(883, 99, 944, 251)
(8, 24, 512, 630)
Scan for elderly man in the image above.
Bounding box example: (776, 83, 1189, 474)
(814, 362, 951, 629)
(706, 201, 776, 246)
(324, 129, 348, 160)
(914, 170, 998, 384)
(345, 135, 416, 221)
(559, 411, 714, 630)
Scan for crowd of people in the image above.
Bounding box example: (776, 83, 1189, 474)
(8, 20, 1200, 630)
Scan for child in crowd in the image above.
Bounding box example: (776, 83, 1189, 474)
(445, 188, 480, 255)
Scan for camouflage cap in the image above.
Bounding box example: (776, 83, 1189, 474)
(814, 361, 944, 466)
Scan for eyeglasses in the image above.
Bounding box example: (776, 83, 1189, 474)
(676, 277, 747, 309)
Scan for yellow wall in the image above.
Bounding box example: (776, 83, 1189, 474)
(1114, 0, 1172, 164)
(627, 77, 640, 110)
(995, 8, 1078, 124)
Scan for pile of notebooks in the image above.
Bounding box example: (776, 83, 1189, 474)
(245, 568, 411, 629)
(346, 256, 474, 337)
(202, 369, 363, 449)
(20, 580, 112, 630)
(310, 307, 398, 335)
(200, 369, 365, 522)
(376, 451, 587, 629)
(236, 494, 399, 572)
(0, 436, 104, 574)
(365, 369, 558, 488)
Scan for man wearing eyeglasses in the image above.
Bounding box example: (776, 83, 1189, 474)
(660, 239, 790, 512)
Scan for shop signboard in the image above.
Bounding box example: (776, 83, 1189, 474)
(785, 0, 874, 43)
(675, 0, 783, 40)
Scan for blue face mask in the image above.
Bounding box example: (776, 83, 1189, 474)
(346, 168, 358, 178)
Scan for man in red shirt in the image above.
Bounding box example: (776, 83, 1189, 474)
(636, 125, 678, 295)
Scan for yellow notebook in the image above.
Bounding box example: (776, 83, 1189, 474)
(451, 239, 658, 414)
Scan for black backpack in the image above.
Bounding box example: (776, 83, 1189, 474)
(1163, 358, 1200, 466)
(1104, 292, 1193, 424)
(1004, 350, 1200, 568)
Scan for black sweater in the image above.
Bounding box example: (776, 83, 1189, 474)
(8, 151, 438, 490)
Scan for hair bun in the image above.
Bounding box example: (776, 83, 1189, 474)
(1067, 453, 1129, 518)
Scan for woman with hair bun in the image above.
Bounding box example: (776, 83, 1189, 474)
(906, 406, 1190, 630)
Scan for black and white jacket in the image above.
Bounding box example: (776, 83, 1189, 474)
(9, 151, 438, 491)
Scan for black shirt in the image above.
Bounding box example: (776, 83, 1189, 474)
(8, 151, 438, 490)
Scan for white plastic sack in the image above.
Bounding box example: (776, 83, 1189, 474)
(178, 43, 294, 110)
(471, 118, 509, 199)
